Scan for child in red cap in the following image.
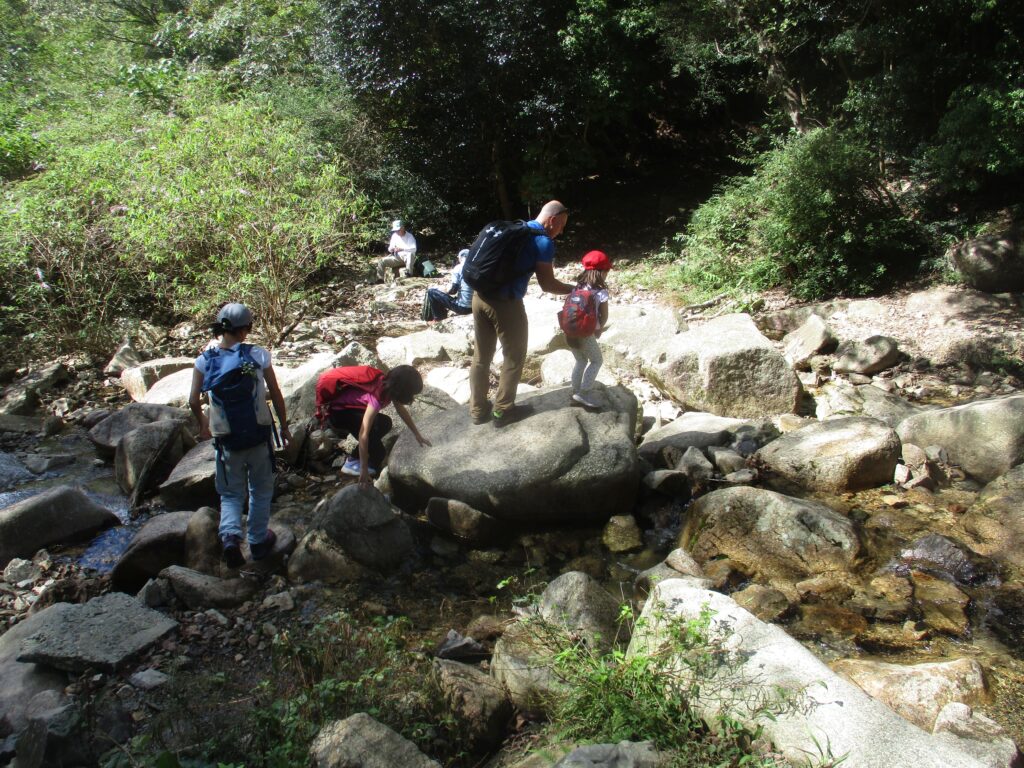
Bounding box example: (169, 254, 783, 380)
(564, 250, 612, 409)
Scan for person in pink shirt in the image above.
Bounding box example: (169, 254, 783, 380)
(320, 364, 432, 486)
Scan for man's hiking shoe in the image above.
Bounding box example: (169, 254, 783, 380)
(572, 393, 600, 410)
(341, 457, 377, 477)
(250, 529, 277, 561)
(492, 403, 533, 428)
(221, 534, 245, 569)
(472, 410, 492, 425)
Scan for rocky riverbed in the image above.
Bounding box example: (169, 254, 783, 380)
(2, 272, 1024, 767)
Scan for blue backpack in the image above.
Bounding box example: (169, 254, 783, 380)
(201, 344, 273, 450)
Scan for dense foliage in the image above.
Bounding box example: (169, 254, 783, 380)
(1, 0, 1020, 351)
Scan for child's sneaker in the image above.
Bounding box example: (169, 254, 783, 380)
(250, 529, 277, 561)
(572, 393, 600, 410)
(341, 458, 377, 477)
(221, 534, 245, 569)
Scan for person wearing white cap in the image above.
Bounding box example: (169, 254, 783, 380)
(377, 218, 418, 282)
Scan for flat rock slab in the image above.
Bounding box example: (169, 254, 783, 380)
(16, 592, 177, 673)
(160, 565, 259, 610)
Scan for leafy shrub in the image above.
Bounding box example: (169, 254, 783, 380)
(546, 603, 790, 767)
(927, 84, 1024, 193)
(1, 87, 378, 352)
(681, 128, 928, 300)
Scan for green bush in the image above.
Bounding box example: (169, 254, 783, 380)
(680, 128, 928, 300)
(927, 84, 1024, 193)
(1, 87, 378, 353)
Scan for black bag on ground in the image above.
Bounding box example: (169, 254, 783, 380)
(462, 220, 545, 297)
(421, 290, 433, 321)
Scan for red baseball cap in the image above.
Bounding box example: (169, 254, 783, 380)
(581, 250, 612, 271)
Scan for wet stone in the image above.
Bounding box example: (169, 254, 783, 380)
(910, 572, 970, 636)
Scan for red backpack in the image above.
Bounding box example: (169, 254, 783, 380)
(315, 366, 386, 424)
(558, 286, 600, 338)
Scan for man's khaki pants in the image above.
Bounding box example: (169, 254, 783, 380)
(377, 251, 415, 281)
(470, 292, 528, 419)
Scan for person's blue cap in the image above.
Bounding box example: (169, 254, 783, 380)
(217, 303, 253, 330)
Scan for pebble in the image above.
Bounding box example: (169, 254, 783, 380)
(130, 669, 170, 691)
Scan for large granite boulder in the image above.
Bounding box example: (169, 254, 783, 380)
(949, 231, 1024, 293)
(141, 368, 194, 407)
(755, 417, 901, 492)
(159, 565, 259, 609)
(637, 412, 749, 466)
(110, 511, 193, 593)
(962, 463, 1024, 570)
(311, 713, 440, 768)
(377, 330, 470, 368)
(833, 336, 902, 375)
(114, 419, 190, 496)
(159, 441, 218, 511)
(814, 381, 921, 427)
(0, 486, 120, 567)
(120, 357, 193, 402)
(0, 453, 32, 490)
(597, 302, 686, 374)
(629, 581, 987, 768)
(388, 387, 639, 525)
(16, 593, 177, 672)
(287, 530, 369, 585)
(425, 367, 472, 405)
(680, 487, 861, 582)
(538, 572, 622, 653)
(645, 314, 802, 418)
(312, 485, 414, 573)
(782, 313, 838, 368)
(0, 362, 70, 416)
(831, 657, 988, 732)
(0, 607, 68, 736)
(896, 395, 1024, 483)
(88, 403, 192, 460)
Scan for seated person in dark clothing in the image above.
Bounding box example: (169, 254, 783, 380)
(425, 249, 473, 321)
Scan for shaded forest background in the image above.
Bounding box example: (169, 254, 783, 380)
(1, 0, 1021, 356)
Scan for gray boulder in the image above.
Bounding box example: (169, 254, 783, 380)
(0, 486, 119, 567)
(17, 592, 177, 672)
(645, 314, 802, 418)
(103, 339, 142, 376)
(313, 485, 414, 573)
(962, 463, 1024, 571)
(426, 497, 500, 545)
(110, 510, 193, 593)
(831, 657, 987, 732)
(288, 530, 369, 584)
(554, 742, 661, 768)
(377, 329, 469, 368)
(932, 702, 1023, 768)
(88, 403, 192, 459)
(833, 336, 902, 375)
(490, 617, 563, 715)
(141, 368, 194, 407)
(538, 572, 622, 653)
(424, 367, 471, 405)
(120, 357, 193, 402)
(0, 362, 69, 416)
(159, 440, 218, 511)
(896, 395, 1024, 483)
(755, 417, 901, 492)
(0, 453, 32, 490)
(783, 314, 838, 368)
(638, 411, 748, 466)
(389, 387, 639, 525)
(681, 487, 860, 582)
(114, 419, 190, 496)
(949, 231, 1024, 293)
(814, 380, 921, 427)
(597, 302, 686, 374)
(630, 581, 987, 768)
(311, 712, 440, 768)
(0, 607, 68, 736)
(434, 659, 512, 751)
(160, 565, 259, 609)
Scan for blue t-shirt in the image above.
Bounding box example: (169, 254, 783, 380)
(500, 221, 554, 300)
